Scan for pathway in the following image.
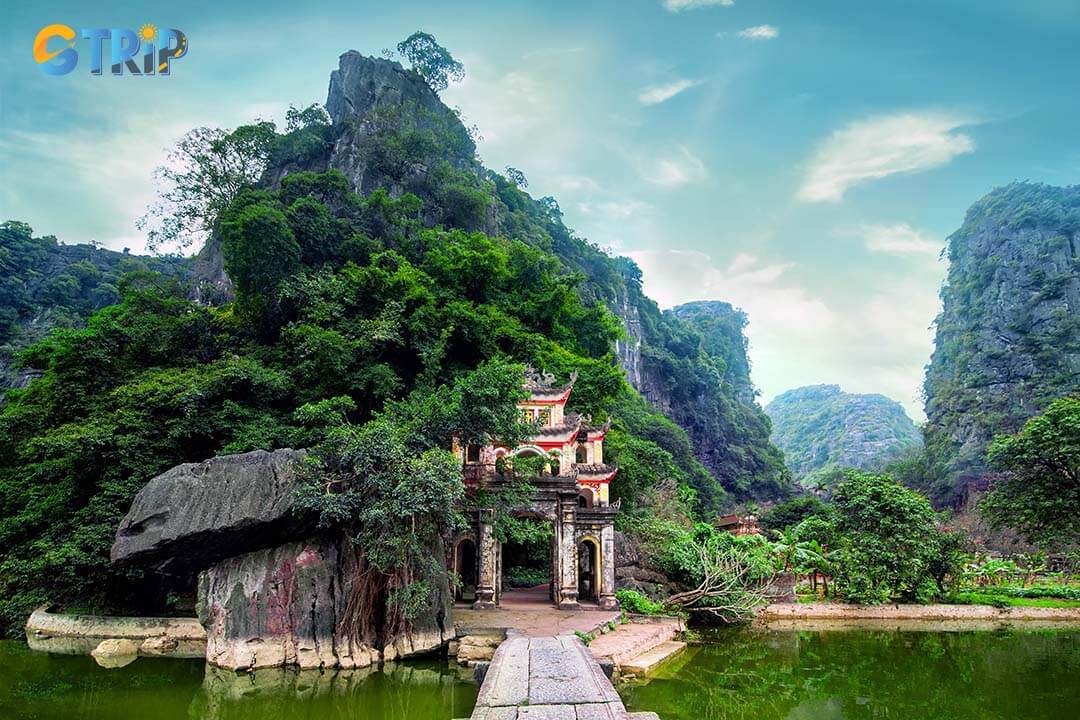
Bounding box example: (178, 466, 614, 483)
(454, 588, 618, 638)
(466, 635, 659, 720)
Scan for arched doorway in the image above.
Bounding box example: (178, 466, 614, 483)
(578, 538, 599, 603)
(454, 538, 477, 603)
(499, 513, 556, 606)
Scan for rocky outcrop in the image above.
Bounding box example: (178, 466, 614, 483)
(923, 183, 1080, 505)
(609, 288, 791, 503)
(326, 52, 451, 128)
(613, 531, 672, 601)
(0, 223, 189, 398)
(198, 535, 453, 670)
(113, 447, 453, 670)
(765, 384, 922, 486)
(112, 448, 307, 569)
(264, 52, 475, 200)
(672, 301, 756, 405)
(198, 537, 375, 670)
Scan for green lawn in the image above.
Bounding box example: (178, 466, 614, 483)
(947, 592, 1080, 609)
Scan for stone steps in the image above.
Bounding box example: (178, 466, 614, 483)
(619, 641, 687, 675)
(588, 620, 680, 668)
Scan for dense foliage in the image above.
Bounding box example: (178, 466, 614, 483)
(292, 360, 526, 639)
(980, 396, 1080, 549)
(923, 182, 1080, 506)
(823, 472, 963, 604)
(765, 384, 921, 488)
(759, 495, 827, 532)
(0, 221, 187, 395)
(760, 472, 965, 605)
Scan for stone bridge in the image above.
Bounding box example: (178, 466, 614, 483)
(465, 635, 659, 720)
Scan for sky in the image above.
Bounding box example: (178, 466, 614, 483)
(3, 0, 1080, 421)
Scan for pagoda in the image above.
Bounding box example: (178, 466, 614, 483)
(449, 368, 619, 610)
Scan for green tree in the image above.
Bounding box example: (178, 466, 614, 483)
(220, 204, 301, 301)
(980, 396, 1080, 549)
(829, 471, 959, 604)
(138, 122, 278, 252)
(396, 31, 465, 92)
(760, 495, 827, 531)
(292, 360, 526, 643)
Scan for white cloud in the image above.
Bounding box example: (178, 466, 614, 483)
(627, 248, 945, 420)
(578, 199, 653, 219)
(798, 111, 976, 202)
(628, 250, 836, 338)
(556, 175, 600, 192)
(861, 223, 942, 255)
(641, 146, 708, 187)
(663, 0, 734, 11)
(737, 25, 779, 40)
(638, 79, 698, 105)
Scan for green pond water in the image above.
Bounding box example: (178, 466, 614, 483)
(4, 628, 1080, 719)
(0, 640, 477, 720)
(621, 627, 1080, 720)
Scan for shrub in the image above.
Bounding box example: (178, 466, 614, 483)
(616, 588, 666, 615)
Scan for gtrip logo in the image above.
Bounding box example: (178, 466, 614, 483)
(33, 24, 188, 76)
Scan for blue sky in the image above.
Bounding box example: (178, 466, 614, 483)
(3, 1, 1080, 420)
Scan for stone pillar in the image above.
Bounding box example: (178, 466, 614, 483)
(599, 523, 618, 610)
(474, 509, 497, 609)
(557, 499, 580, 609)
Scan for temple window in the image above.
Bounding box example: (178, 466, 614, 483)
(466, 444, 481, 463)
(538, 408, 551, 426)
(520, 408, 534, 424)
(575, 444, 588, 464)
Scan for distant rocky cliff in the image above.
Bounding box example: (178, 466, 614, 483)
(923, 182, 1080, 505)
(766, 384, 922, 487)
(0, 222, 188, 399)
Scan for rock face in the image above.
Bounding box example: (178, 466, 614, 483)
(264, 51, 475, 202)
(672, 301, 756, 405)
(326, 51, 451, 129)
(112, 448, 307, 569)
(198, 535, 453, 670)
(114, 448, 453, 670)
(765, 385, 921, 487)
(923, 183, 1080, 505)
(613, 531, 672, 601)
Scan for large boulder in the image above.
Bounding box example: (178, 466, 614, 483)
(111, 448, 307, 570)
(198, 535, 453, 670)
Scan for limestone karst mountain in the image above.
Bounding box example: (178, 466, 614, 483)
(1, 52, 791, 510)
(766, 384, 922, 489)
(922, 182, 1080, 506)
(192, 51, 791, 505)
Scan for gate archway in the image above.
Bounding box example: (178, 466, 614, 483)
(577, 537, 600, 603)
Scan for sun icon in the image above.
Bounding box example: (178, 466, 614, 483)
(139, 24, 158, 44)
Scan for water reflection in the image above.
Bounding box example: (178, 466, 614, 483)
(620, 627, 1080, 720)
(191, 662, 478, 720)
(0, 640, 477, 720)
